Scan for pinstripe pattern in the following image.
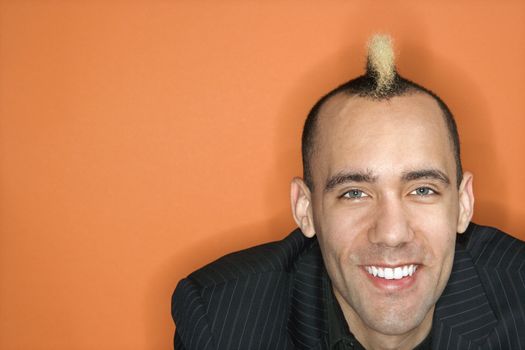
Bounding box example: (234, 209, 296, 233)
(172, 223, 525, 349)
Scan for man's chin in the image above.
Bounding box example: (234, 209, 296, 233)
(360, 303, 434, 337)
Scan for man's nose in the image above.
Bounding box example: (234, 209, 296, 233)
(368, 197, 414, 247)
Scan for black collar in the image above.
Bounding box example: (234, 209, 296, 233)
(324, 269, 361, 349)
(287, 236, 329, 349)
(431, 225, 498, 349)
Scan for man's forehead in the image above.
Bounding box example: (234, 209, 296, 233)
(314, 92, 449, 150)
(318, 92, 444, 127)
(311, 92, 456, 186)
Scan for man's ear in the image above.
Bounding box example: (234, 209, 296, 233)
(457, 171, 475, 234)
(290, 177, 316, 238)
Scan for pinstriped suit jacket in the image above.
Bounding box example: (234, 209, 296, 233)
(172, 223, 525, 349)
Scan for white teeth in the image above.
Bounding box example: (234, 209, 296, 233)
(393, 267, 403, 280)
(365, 264, 418, 280)
(378, 267, 384, 278)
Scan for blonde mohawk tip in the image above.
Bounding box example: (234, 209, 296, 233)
(367, 34, 396, 95)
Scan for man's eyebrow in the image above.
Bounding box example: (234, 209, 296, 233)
(324, 171, 377, 192)
(402, 169, 450, 185)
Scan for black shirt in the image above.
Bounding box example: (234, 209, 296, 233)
(324, 271, 432, 350)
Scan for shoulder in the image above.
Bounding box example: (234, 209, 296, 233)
(185, 228, 314, 287)
(171, 229, 317, 349)
(462, 222, 525, 270)
(434, 223, 525, 349)
(463, 223, 525, 348)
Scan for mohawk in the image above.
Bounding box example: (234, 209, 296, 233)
(366, 34, 397, 97)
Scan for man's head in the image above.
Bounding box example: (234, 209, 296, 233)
(291, 35, 475, 348)
(302, 35, 463, 191)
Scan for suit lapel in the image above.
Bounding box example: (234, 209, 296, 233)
(287, 238, 329, 349)
(432, 237, 499, 349)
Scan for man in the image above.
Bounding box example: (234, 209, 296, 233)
(172, 35, 525, 349)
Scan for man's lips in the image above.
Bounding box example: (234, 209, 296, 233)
(361, 264, 421, 291)
(364, 264, 418, 280)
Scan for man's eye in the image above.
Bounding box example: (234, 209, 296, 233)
(342, 189, 368, 199)
(411, 187, 436, 196)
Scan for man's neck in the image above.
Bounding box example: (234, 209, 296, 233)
(335, 291, 433, 350)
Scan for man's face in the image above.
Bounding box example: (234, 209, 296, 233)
(292, 93, 473, 344)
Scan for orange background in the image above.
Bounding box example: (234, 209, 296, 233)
(1, 1, 524, 349)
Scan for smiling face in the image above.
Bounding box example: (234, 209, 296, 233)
(291, 93, 474, 348)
